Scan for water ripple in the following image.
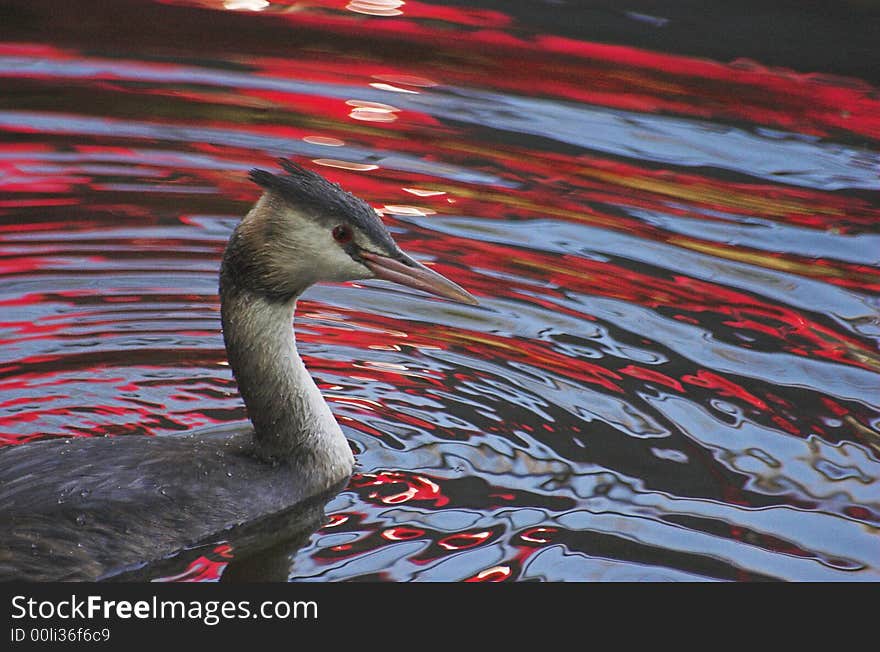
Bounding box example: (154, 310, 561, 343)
(1, 0, 878, 581)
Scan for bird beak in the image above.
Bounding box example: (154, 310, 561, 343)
(360, 250, 478, 305)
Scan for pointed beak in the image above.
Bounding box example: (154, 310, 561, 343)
(360, 250, 478, 305)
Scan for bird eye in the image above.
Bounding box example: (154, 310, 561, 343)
(332, 225, 353, 244)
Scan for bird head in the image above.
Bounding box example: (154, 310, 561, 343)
(224, 159, 477, 305)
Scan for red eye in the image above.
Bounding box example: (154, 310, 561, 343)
(332, 225, 352, 243)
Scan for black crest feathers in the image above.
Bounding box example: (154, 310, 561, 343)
(247, 158, 398, 253)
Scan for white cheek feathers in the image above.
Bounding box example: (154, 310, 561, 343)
(239, 197, 373, 296)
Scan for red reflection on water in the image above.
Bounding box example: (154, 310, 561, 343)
(153, 544, 234, 582)
(437, 236, 878, 373)
(381, 526, 425, 541)
(347, 470, 574, 512)
(311, 473, 573, 571)
(157, 0, 880, 138)
(314, 508, 506, 568)
(350, 471, 450, 507)
(619, 365, 685, 393)
(518, 527, 558, 546)
(682, 371, 768, 410)
(464, 563, 516, 582)
(292, 298, 879, 449)
(437, 530, 492, 551)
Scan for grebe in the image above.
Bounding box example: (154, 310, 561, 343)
(0, 160, 477, 581)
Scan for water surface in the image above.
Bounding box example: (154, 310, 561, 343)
(1, 0, 878, 581)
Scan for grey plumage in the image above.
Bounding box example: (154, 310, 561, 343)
(0, 427, 331, 581)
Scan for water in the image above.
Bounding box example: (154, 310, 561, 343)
(1, 0, 878, 582)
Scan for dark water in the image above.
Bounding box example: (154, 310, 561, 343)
(1, 0, 878, 581)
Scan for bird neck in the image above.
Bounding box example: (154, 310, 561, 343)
(218, 280, 353, 480)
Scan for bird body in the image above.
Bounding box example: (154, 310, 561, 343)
(2, 427, 303, 580)
(0, 160, 476, 581)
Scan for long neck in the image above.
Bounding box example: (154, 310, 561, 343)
(218, 277, 353, 481)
